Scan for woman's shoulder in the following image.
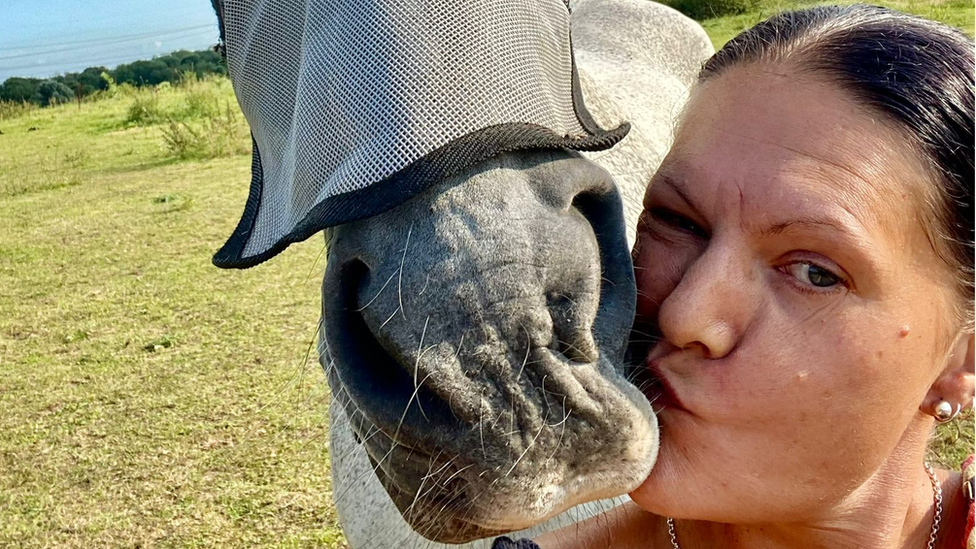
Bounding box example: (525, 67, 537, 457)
(490, 462, 975, 549)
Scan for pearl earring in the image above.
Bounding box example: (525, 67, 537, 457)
(934, 400, 961, 423)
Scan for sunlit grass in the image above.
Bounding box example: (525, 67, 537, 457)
(700, 0, 974, 49)
(0, 80, 344, 548)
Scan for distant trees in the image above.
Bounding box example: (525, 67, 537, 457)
(0, 78, 75, 106)
(0, 49, 227, 106)
(57, 67, 111, 97)
(34, 80, 75, 106)
(102, 49, 227, 88)
(113, 60, 177, 87)
(0, 77, 41, 103)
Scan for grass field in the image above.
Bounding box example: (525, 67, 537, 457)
(1, 4, 973, 548)
(698, 0, 975, 48)
(0, 80, 343, 548)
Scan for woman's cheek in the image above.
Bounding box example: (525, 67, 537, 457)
(634, 230, 696, 318)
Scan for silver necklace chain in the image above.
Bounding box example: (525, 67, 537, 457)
(924, 462, 944, 549)
(666, 462, 943, 549)
(667, 513, 679, 549)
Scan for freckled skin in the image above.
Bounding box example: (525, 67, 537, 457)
(539, 64, 973, 548)
(616, 65, 972, 544)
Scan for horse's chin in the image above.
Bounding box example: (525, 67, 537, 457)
(323, 286, 658, 542)
(331, 361, 657, 543)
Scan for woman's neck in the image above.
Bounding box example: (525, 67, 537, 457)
(537, 421, 967, 549)
(679, 466, 931, 549)
(675, 420, 959, 549)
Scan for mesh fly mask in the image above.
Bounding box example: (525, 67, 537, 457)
(211, 0, 628, 268)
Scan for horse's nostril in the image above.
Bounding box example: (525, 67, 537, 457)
(327, 258, 463, 446)
(547, 292, 599, 364)
(569, 188, 594, 214)
(562, 182, 636, 364)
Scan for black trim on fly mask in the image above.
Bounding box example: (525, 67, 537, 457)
(213, 120, 629, 269)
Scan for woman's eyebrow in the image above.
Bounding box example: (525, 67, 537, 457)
(654, 171, 864, 241)
(760, 217, 858, 238)
(651, 171, 707, 219)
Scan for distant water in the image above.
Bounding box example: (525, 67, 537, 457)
(0, 0, 220, 81)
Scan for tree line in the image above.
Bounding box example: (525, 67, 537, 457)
(0, 49, 226, 107)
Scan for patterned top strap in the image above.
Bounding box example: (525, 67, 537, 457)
(962, 455, 976, 549)
(492, 536, 542, 549)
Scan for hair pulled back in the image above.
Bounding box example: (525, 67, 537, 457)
(701, 4, 975, 327)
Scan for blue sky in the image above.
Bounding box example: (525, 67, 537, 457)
(0, 0, 221, 81)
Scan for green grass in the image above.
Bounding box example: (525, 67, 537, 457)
(1, 5, 973, 546)
(0, 81, 344, 548)
(698, 0, 975, 49)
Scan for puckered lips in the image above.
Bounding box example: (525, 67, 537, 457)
(643, 341, 689, 413)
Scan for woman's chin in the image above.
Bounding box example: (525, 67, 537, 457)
(627, 461, 680, 517)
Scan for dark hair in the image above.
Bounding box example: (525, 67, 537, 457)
(700, 4, 975, 328)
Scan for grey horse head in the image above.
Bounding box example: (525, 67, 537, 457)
(210, 0, 712, 543)
(321, 147, 656, 541)
(320, 0, 712, 539)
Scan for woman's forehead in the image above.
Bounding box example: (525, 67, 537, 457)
(662, 65, 933, 226)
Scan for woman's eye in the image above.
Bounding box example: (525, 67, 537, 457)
(787, 262, 841, 288)
(649, 208, 706, 238)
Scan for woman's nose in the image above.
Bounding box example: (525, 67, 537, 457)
(656, 244, 755, 360)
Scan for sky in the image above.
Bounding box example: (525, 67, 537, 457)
(0, 0, 222, 82)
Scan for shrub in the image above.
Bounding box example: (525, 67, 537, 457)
(33, 80, 74, 107)
(177, 70, 199, 88)
(184, 87, 220, 119)
(176, 72, 221, 119)
(117, 82, 138, 97)
(100, 71, 118, 97)
(125, 91, 165, 126)
(664, 0, 760, 19)
(160, 102, 250, 159)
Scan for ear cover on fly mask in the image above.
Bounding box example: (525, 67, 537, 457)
(211, 0, 629, 268)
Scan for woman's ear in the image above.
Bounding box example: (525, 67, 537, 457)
(921, 332, 975, 419)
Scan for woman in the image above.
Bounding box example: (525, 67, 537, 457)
(496, 4, 974, 548)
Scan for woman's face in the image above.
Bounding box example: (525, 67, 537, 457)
(629, 65, 960, 522)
